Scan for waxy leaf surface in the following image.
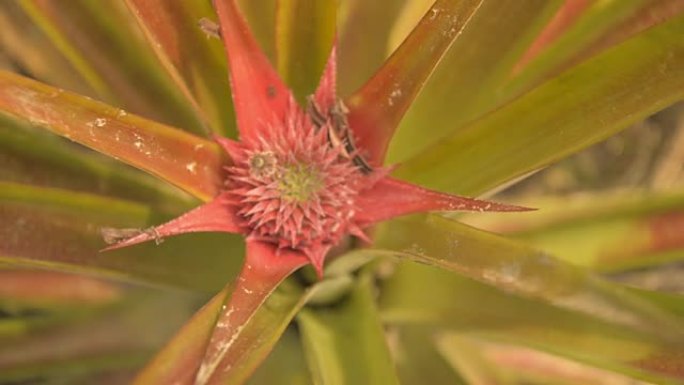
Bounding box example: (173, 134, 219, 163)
(396, 15, 684, 196)
(0, 72, 225, 201)
(0, 182, 242, 291)
(18, 0, 202, 132)
(298, 274, 400, 385)
(388, 0, 562, 163)
(125, 0, 236, 137)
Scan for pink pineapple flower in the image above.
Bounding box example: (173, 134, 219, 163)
(105, 0, 529, 278)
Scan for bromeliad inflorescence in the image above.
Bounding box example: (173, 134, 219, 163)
(104, 0, 530, 277)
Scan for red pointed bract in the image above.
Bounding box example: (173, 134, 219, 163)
(312, 43, 337, 111)
(214, 0, 291, 143)
(195, 240, 307, 384)
(301, 243, 332, 279)
(344, 0, 483, 165)
(354, 177, 534, 226)
(103, 192, 241, 251)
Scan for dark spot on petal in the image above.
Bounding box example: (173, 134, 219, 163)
(267, 85, 276, 99)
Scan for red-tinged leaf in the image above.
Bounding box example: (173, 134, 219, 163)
(124, 0, 236, 137)
(337, 0, 406, 96)
(297, 274, 401, 385)
(514, 0, 593, 72)
(134, 247, 313, 385)
(135, 283, 314, 385)
(437, 335, 676, 385)
(18, 0, 203, 132)
(355, 177, 531, 226)
(0, 182, 242, 291)
(380, 261, 684, 383)
(195, 240, 307, 384)
(199, 284, 313, 385)
(396, 15, 684, 196)
(0, 270, 121, 307)
(578, 0, 684, 68)
(648, 211, 684, 254)
(506, 0, 652, 97)
(275, 0, 336, 101)
(0, 291, 190, 384)
(103, 192, 240, 251)
(433, 334, 507, 385)
(0, 71, 225, 201)
(0, 116, 194, 213)
(387, 0, 562, 163)
(345, 0, 483, 165)
(635, 351, 684, 381)
(391, 327, 463, 385)
(0, 2, 94, 97)
(132, 286, 229, 385)
(374, 214, 684, 342)
(214, 0, 290, 143)
(461, 191, 684, 272)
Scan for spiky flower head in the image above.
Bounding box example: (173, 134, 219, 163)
(223, 100, 367, 262)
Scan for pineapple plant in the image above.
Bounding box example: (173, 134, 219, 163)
(1, 0, 684, 384)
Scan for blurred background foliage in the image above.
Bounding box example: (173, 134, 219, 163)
(1, 0, 684, 384)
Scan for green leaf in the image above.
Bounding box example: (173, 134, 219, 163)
(0, 350, 146, 385)
(512, 0, 595, 72)
(275, 0, 336, 101)
(0, 115, 194, 213)
(238, 0, 277, 63)
(508, 0, 647, 95)
(247, 328, 312, 385)
(433, 334, 509, 385)
(510, 1, 684, 97)
(0, 270, 122, 342)
(337, 0, 406, 96)
(0, 2, 93, 97)
(380, 262, 684, 383)
(387, 0, 562, 163)
(392, 327, 466, 385)
(573, 0, 684, 76)
(395, 14, 684, 195)
(436, 334, 678, 385)
(0, 182, 242, 291)
(461, 190, 684, 271)
(0, 291, 189, 384)
(131, 286, 228, 385)
(0, 71, 225, 201)
(346, 0, 485, 164)
(0, 270, 122, 310)
(298, 274, 400, 385)
(135, 278, 313, 385)
(124, 0, 237, 137)
(193, 242, 308, 385)
(203, 282, 312, 385)
(17, 0, 203, 133)
(373, 214, 684, 341)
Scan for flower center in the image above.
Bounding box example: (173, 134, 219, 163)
(278, 162, 323, 203)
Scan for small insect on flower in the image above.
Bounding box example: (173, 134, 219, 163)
(101, 227, 164, 245)
(306, 97, 373, 174)
(198, 17, 221, 39)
